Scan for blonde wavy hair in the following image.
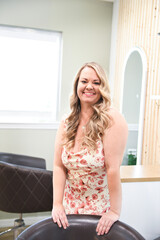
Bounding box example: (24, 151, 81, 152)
(64, 62, 112, 150)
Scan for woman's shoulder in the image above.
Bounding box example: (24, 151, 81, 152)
(106, 107, 128, 130)
(107, 107, 124, 119)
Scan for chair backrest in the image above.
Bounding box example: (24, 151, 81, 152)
(0, 152, 46, 169)
(0, 161, 53, 213)
(17, 215, 145, 240)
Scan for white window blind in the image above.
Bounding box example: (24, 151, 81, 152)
(0, 25, 62, 128)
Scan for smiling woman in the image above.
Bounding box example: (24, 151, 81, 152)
(52, 62, 128, 236)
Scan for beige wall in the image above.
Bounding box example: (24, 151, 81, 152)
(112, 0, 160, 165)
(0, 0, 113, 220)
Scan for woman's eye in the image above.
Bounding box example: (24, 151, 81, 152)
(94, 82, 100, 85)
(81, 80, 87, 84)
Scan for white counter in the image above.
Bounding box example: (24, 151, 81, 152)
(120, 165, 160, 240)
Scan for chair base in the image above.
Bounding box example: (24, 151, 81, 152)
(0, 217, 25, 239)
(14, 218, 25, 239)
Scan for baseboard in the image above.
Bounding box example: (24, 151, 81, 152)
(0, 214, 50, 228)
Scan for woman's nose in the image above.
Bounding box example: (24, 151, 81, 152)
(86, 82, 93, 89)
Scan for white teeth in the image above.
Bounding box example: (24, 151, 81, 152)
(84, 92, 94, 95)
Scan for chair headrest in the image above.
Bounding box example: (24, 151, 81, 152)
(0, 152, 46, 169)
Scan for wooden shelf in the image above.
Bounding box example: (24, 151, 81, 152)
(120, 165, 160, 182)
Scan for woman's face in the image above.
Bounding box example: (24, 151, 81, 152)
(77, 67, 101, 106)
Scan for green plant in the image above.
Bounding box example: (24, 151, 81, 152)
(128, 153, 137, 165)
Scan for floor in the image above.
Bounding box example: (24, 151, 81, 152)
(0, 226, 29, 240)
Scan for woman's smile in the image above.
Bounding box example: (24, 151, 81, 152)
(83, 92, 95, 97)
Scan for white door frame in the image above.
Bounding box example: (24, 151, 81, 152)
(120, 47, 147, 165)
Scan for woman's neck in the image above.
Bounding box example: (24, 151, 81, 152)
(79, 105, 93, 126)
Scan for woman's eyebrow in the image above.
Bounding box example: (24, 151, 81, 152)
(80, 77, 88, 80)
(93, 79, 100, 82)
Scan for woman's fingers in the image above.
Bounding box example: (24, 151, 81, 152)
(53, 213, 68, 229)
(96, 211, 119, 235)
(96, 220, 112, 235)
(96, 218, 112, 235)
(60, 213, 69, 229)
(56, 217, 62, 228)
(52, 206, 69, 229)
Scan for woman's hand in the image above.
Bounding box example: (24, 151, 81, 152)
(96, 210, 119, 235)
(52, 203, 69, 229)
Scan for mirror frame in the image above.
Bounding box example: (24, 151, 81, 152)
(120, 47, 147, 165)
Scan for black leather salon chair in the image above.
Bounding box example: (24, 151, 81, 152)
(0, 152, 53, 238)
(17, 215, 145, 240)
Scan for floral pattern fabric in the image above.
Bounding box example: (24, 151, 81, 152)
(62, 140, 110, 215)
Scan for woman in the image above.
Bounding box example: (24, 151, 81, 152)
(52, 62, 128, 235)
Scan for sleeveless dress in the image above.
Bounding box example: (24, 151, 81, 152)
(62, 140, 110, 215)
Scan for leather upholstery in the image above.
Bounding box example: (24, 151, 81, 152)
(0, 153, 53, 213)
(0, 153, 46, 169)
(17, 215, 145, 240)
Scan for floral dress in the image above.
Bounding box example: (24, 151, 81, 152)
(62, 140, 110, 215)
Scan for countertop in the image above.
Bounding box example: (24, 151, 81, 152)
(120, 165, 160, 182)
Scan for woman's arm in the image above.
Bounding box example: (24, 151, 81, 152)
(96, 108, 128, 235)
(52, 120, 69, 229)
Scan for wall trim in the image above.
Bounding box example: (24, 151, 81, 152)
(128, 124, 138, 131)
(0, 122, 60, 130)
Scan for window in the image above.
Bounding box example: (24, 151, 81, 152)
(0, 25, 62, 129)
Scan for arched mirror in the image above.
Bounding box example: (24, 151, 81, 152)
(121, 47, 147, 165)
